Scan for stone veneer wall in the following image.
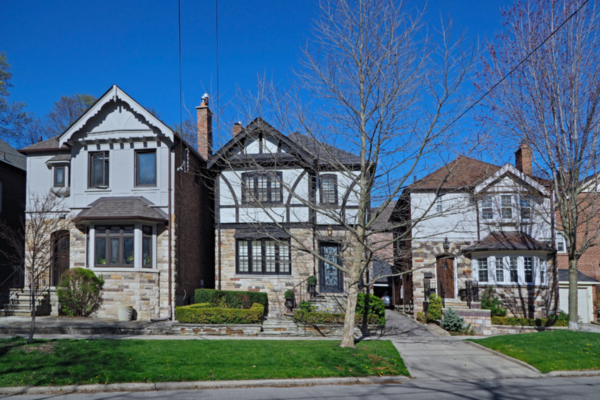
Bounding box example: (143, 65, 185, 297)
(217, 227, 353, 317)
(411, 239, 556, 319)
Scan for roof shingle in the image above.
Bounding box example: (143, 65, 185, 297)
(462, 231, 554, 254)
(76, 197, 168, 222)
(411, 156, 501, 190)
(0, 138, 26, 171)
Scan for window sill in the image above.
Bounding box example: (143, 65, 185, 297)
(85, 188, 112, 193)
(131, 187, 158, 191)
(90, 267, 159, 273)
(476, 282, 547, 287)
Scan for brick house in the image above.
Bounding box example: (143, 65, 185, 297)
(16, 85, 214, 320)
(206, 114, 363, 317)
(0, 139, 26, 302)
(390, 144, 559, 319)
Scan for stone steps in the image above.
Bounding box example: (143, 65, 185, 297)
(261, 317, 300, 336)
(0, 288, 51, 317)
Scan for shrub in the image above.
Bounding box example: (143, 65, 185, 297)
(298, 300, 316, 313)
(481, 286, 507, 317)
(188, 303, 210, 309)
(293, 310, 380, 325)
(442, 308, 465, 332)
(491, 316, 568, 327)
(557, 311, 569, 321)
(416, 312, 427, 324)
(284, 290, 295, 299)
(176, 303, 265, 324)
(57, 268, 104, 317)
(427, 294, 443, 322)
(195, 289, 268, 311)
(356, 293, 386, 324)
(307, 275, 317, 284)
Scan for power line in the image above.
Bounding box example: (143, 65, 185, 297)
(178, 0, 183, 127)
(444, 0, 590, 135)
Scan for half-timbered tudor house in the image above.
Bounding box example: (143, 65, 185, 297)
(15, 85, 214, 320)
(391, 144, 559, 319)
(206, 115, 363, 317)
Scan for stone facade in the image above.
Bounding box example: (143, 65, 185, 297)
(412, 239, 556, 319)
(217, 227, 353, 317)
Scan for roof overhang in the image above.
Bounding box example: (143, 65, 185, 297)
(474, 164, 548, 196)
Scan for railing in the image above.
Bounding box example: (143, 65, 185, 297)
(291, 275, 318, 310)
(0, 268, 25, 308)
(465, 280, 479, 308)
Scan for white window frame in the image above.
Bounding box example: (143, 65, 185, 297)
(501, 195, 512, 219)
(473, 254, 547, 286)
(481, 195, 493, 220)
(436, 195, 443, 213)
(556, 233, 566, 253)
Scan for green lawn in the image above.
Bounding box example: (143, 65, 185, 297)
(0, 338, 407, 387)
(472, 330, 600, 373)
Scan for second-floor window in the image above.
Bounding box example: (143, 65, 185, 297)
(520, 196, 531, 220)
(319, 174, 338, 205)
(135, 150, 157, 187)
(481, 196, 493, 219)
(54, 166, 65, 187)
(501, 195, 512, 219)
(89, 151, 109, 189)
(242, 172, 282, 204)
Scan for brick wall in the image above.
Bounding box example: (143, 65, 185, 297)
(174, 141, 215, 302)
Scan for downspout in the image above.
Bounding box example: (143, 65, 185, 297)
(551, 190, 558, 315)
(152, 145, 173, 322)
(218, 172, 222, 290)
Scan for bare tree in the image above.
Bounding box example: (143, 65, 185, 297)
(211, 0, 480, 348)
(478, 0, 600, 330)
(0, 192, 74, 343)
(46, 94, 96, 137)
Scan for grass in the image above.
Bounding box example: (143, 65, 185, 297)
(472, 330, 600, 373)
(0, 338, 407, 387)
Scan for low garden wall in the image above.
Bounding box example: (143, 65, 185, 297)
(490, 325, 568, 335)
(443, 308, 491, 336)
(295, 323, 384, 337)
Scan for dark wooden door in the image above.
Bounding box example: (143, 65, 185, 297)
(52, 232, 70, 287)
(436, 258, 454, 299)
(319, 243, 343, 293)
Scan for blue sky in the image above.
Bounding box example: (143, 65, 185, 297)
(2, 0, 509, 147)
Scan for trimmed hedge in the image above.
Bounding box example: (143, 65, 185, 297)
(293, 310, 381, 325)
(491, 316, 568, 327)
(176, 303, 265, 324)
(194, 289, 268, 311)
(356, 293, 386, 324)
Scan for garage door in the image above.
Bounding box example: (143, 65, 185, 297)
(559, 287, 590, 323)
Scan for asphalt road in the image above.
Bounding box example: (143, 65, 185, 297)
(4, 377, 600, 400)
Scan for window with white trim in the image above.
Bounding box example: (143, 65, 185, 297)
(556, 233, 566, 253)
(478, 258, 488, 282)
(436, 195, 443, 213)
(495, 256, 504, 283)
(524, 256, 533, 283)
(520, 196, 531, 220)
(509, 256, 518, 283)
(501, 195, 512, 219)
(481, 196, 493, 219)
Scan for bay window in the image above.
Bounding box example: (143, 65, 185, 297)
(478, 258, 488, 282)
(474, 255, 546, 285)
(495, 256, 504, 282)
(95, 226, 134, 267)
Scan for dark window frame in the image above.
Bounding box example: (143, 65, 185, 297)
(319, 174, 338, 205)
(319, 241, 344, 293)
(235, 238, 292, 275)
(135, 150, 157, 187)
(142, 225, 153, 268)
(88, 151, 110, 189)
(241, 172, 283, 204)
(54, 166, 66, 188)
(94, 225, 135, 267)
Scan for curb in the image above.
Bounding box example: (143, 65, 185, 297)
(0, 375, 410, 395)
(546, 370, 600, 378)
(464, 341, 542, 374)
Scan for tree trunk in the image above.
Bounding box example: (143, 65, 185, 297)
(340, 274, 359, 348)
(568, 258, 579, 331)
(28, 278, 36, 344)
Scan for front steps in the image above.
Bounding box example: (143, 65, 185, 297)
(261, 316, 300, 336)
(0, 288, 52, 316)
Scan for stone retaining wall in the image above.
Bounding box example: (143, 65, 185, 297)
(490, 324, 568, 335)
(443, 308, 491, 336)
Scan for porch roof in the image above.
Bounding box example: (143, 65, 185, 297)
(462, 231, 554, 256)
(75, 196, 168, 223)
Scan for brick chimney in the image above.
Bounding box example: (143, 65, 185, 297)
(232, 122, 243, 137)
(515, 141, 532, 175)
(196, 93, 212, 160)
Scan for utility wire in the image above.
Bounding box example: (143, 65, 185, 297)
(178, 0, 183, 127)
(444, 0, 590, 135)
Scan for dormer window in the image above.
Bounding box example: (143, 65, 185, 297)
(319, 174, 338, 205)
(501, 195, 512, 219)
(54, 166, 66, 188)
(89, 151, 109, 189)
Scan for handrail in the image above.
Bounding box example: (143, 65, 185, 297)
(291, 275, 318, 311)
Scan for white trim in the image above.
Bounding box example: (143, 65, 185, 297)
(472, 253, 548, 287)
(90, 267, 160, 273)
(474, 164, 548, 196)
(59, 85, 174, 147)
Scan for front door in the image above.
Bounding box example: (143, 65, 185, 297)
(436, 257, 454, 299)
(52, 231, 70, 286)
(319, 243, 343, 293)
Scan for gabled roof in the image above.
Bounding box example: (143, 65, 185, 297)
(410, 156, 501, 190)
(474, 163, 549, 196)
(462, 231, 554, 255)
(75, 197, 168, 223)
(18, 135, 70, 154)
(370, 201, 397, 231)
(58, 85, 174, 147)
(208, 117, 360, 169)
(0, 138, 26, 171)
